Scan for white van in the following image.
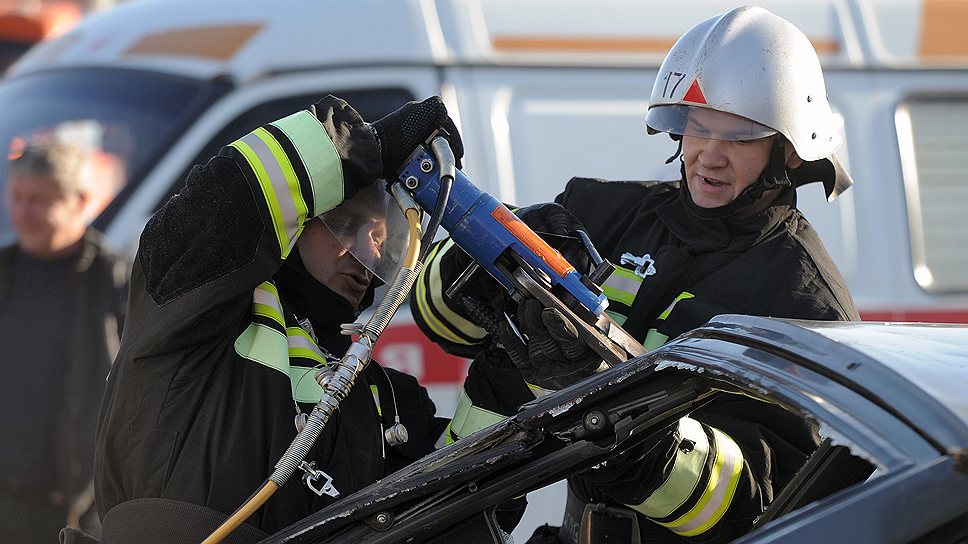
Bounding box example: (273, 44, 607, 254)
(2, 0, 966, 537)
(4, 0, 968, 408)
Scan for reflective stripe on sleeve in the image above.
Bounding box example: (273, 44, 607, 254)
(633, 418, 709, 518)
(632, 418, 744, 537)
(414, 239, 487, 345)
(228, 111, 343, 258)
(270, 111, 343, 216)
(230, 129, 306, 257)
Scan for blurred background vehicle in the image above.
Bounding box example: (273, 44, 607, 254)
(0, 0, 966, 538)
(0, 0, 111, 72)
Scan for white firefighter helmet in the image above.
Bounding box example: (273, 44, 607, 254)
(646, 6, 852, 199)
(646, 5, 841, 161)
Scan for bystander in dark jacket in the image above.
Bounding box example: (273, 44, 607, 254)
(0, 141, 128, 541)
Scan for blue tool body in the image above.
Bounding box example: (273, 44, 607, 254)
(400, 148, 608, 317)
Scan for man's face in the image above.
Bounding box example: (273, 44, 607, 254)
(296, 217, 384, 308)
(680, 108, 790, 209)
(4, 174, 87, 257)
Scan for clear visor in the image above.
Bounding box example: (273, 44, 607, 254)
(646, 105, 777, 141)
(319, 183, 411, 283)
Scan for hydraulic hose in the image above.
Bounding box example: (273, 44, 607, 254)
(418, 136, 455, 260)
(201, 189, 424, 544)
(200, 480, 278, 544)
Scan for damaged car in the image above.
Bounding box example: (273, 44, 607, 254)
(262, 315, 968, 544)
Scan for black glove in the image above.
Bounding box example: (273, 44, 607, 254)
(371, 96, 464, 180)
(496, 298, 602, 390)
(309, 95, 384, 200)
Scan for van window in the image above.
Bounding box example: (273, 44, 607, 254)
(896, 95, 968, 293)
(0, 68, 225, 246)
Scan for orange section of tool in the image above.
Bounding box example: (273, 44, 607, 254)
(491, 205, 573, 278)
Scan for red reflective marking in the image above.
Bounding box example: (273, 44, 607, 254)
(378, 311, 968, 386)
(373, 323, 470, 384)
(682, 79, 707, 104)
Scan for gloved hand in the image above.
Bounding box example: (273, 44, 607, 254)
(496, 297, 602, 390)
(309, 95, 384, 199)
(370, 96, 464, 180)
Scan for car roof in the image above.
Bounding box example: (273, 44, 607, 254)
(698, 315, 968, 451)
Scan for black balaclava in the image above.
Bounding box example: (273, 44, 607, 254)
(274, 246, 375, 353)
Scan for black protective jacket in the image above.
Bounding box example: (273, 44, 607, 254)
(94, 102, 447, 539)
(412, 175, 858, 543)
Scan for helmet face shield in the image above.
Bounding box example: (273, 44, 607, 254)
(319, 183, 410, 284)
(647, 105, 777, 141)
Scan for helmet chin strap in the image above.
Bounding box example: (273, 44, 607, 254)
(665, 134, 684, 164)
(736, 137, 792, 202)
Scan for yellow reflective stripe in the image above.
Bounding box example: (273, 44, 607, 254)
(270, 110, 343, 216)
(370, 384, 386, 458)
(369, 384, 383, 416)
(415, 239, 486, 345)
(527, 383, 554, 397)
(658, 427, 744, 537)
(229, 131, 301, 257)
(643, 329, 669, 351)
(290, 365, 324, 403)
(605, 310, 628, 326)
(659, 292, 695, 320)
(602, 266, 642, 306)
(634, 418, 709, 518)
(230, 136, 285, 253)
(239, 281, 331, 404)
(253, 282, 284, 326)
(235, 322, 288, 375)
(253, 126, 309, 252)
(449, 390, 506, 440)
(286, 326, 327, 365)
(440, 420, 457, 446)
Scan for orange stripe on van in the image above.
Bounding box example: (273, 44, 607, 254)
(920, 0, 968, 58)
(809, 39, 840, 55)
(492, 36, 678, 54)
(493, 35, 839, 56)
(123, 24, 262, 61)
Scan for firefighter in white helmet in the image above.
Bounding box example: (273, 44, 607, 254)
(411, 6, 859, 543)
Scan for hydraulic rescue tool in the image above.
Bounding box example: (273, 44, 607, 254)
(203, 133, 646, 544)
(397, 134, 644, 368)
